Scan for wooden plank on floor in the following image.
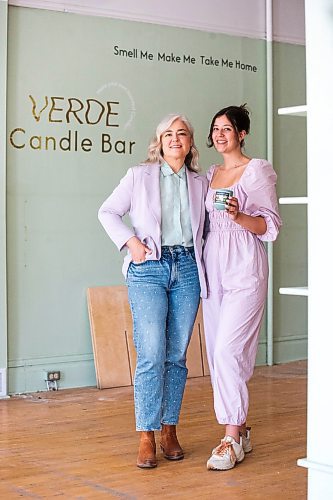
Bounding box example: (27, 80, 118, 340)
(87, 286, 133, 388)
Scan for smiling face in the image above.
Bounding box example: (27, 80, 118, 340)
(212, 115, 246, 155)
(161, 118, 192, 165)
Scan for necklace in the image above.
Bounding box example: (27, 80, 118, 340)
(221, 158, 249, 170)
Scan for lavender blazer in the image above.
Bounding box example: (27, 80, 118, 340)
(98, 163, 208, 298)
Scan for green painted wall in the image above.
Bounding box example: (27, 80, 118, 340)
(5, 6, 306, 393)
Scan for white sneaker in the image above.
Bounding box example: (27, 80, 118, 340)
(242, 427, 252, 453)
(207, 436, 245, 471)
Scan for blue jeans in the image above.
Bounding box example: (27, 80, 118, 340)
(126, 246, 200, 431)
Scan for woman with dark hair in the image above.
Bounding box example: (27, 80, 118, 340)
(203, 104, 282, 471)
(98, 114, 208, 469)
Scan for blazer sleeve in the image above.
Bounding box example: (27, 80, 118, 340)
(242, 159, 282, 242)
(98, 167, 136, 251)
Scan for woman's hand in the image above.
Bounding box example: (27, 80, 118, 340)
(126, 236, 152, 264)
(226, 196, 240, 221)
(226, 197, 267, 235)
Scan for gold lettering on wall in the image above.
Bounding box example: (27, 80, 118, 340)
(45, 136, 56, 151)
(85, 99, 105, 125)
(30, 136, 42, 150)
(106, 101, 119, 127)
(9, 94, 136, 154)
(10, 128, 25, 149)
(29, 95, 49, 122)
(28, 95, 121, 127)
(66, 98, 84, 124)
(49, 97, 65, 123)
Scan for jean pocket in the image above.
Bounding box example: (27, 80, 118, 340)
(128, 261, 148, 273)
(127, 260, 150, 277)
(126, 259, 162, 284)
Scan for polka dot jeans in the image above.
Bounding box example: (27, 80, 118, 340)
(127, 246, 200, 431)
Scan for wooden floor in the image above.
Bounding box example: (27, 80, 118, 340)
(0, 361, 307, 499)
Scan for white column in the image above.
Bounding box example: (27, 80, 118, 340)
(298, 0, 333, 497)
(265, 0, 274, 366)
(0, 0, 8, 398)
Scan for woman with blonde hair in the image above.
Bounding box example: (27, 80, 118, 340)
(99, 114, 208, 468)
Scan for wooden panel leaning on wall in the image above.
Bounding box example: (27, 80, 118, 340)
(87, 286, 210, 389)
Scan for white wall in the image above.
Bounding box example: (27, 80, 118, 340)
(9, 0, 305, 44)
(300, 0, 333, 497)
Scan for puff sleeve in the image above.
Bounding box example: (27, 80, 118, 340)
(206, 165, 215, 184)
(241, 159, 282, 242)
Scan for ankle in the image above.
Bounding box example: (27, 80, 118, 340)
(225, 425, 242, 444)
(239, 424, 247, 436)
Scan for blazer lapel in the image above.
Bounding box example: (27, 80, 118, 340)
(186, 169, 203, 241)
(143, 163, 161, 227)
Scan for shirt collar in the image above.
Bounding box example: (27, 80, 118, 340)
(161, 161, 186, 178)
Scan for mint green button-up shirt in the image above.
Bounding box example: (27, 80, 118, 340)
(160, 162, 194, 247)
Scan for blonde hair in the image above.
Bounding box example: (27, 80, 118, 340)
(145, 114, 200, 172)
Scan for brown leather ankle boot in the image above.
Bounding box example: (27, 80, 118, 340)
(160, 424, 184, 460)
(137, 431, 157, 469)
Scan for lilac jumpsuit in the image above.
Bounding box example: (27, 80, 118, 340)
(202, 159, 282, 426)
